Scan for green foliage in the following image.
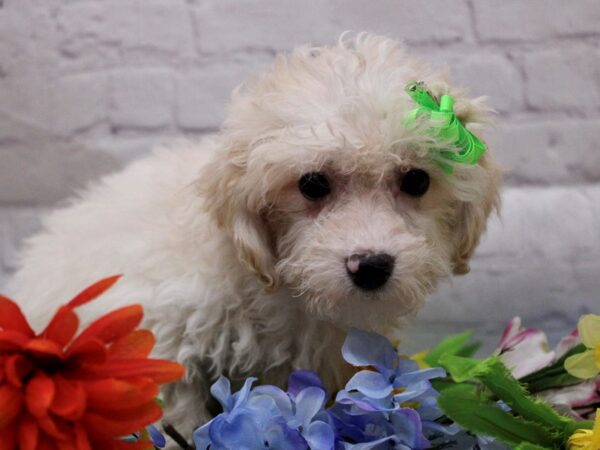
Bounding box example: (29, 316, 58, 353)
(423, 330, 480, 367)
(437, 354, 582, 449)
(438, 384, 557, 448)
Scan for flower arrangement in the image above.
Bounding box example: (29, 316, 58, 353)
(0, 276, 184, 450)
(187, 317, 599, 450)
(1, 276, 598, 450)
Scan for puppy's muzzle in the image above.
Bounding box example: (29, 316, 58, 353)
(346, 253, 395, 291)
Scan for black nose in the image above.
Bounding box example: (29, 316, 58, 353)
(346, 253, 395, 291)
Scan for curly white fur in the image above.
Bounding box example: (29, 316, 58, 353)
(7, 34, 501, 443)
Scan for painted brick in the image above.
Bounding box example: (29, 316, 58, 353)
(450, 53, 524, 114)
(56, 0, 195, 65)
(0, 116, 119, 204)
(486, 119, 600, 185)
(50, 72, 109, 134)
(193, 0, 336, 53)
(474, 0, 600, 42)
(0, 207, 45, 273)
(175, 58, 271, 130)
(330, 0, 471, 45)
(414, 184, 600, 333)
(109, 69, 174, 130)
(524, 47, 600, 112)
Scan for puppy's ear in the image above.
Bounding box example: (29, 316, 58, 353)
(199, 141, 278, 289)
(451, 153, 501, 275)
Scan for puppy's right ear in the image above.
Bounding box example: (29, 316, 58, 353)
(199, 141, 278, 289)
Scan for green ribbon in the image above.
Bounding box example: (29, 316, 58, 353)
(404, 81, 487, 174)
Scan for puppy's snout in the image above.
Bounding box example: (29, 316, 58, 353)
(346, 253, 395, 291)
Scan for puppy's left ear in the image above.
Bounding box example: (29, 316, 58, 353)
(199, 140, 278, 289)
(451, 152, 501, 275)
(449, 97, 502, 275)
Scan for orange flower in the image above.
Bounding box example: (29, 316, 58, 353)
(0, 276, 185, 450)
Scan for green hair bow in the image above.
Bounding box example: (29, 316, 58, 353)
(404, 81, 486, 174)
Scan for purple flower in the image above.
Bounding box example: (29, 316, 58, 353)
(329, 329, 447, 449)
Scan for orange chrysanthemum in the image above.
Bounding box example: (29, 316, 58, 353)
(0, 275, 185, 450)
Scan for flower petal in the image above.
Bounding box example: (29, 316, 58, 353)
(539, 379, 598, 409)
(66, 337, 107, 365)
(499, 330, 555, 379)
(390, 408, 428, 448)
(288, 370, 326, 398)
(295, 387, 326, 429)
(84, 378, 158, 412)
(554, 332, 580, 360)
(251, 385, 294, 418)
(18, 414, 39, 450)
(148, 425, 166, 448)
(232, 376, 256, 410)
(578, 314, 600, 349)
(0, 295, 35, 336)
(565, 349, 600, 379)
(0, 330, 28, 351)
(42, 306, 80, 348)
(76, 359, 184, 384)
(0, 421, 17, 450)
(67, 275, 122, 308)
(342, 328, 396, 373)
(50, 376, 87, 420)
(74, 423, 92, 450)
(37, 414, 70, 440)
(209, 375, 232, 412)
(305, 420, 335, 450)
(345, 370, 392, 399)
(24, 339, 64, 359)
(0, 384, 23, 428)
(108, 330, 155, 359)
(5, 354, 33, 388)
(25, 373, 55, 418)
(82, 401, 162, 438)
(496, 317, 523, 351)
(71, 305, 143, 347)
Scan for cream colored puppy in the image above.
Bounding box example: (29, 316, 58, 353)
(8, 34, 500, 439)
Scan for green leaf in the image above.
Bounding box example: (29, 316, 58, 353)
(437, 353, 482, 382)
(437, 384, 558, 448)
(455, 341, 481, 358)
(440, 355, 576, 434)
(514, 443, 552, 450)
(565, 419, 595, 436)
(424, 330, 476, 367)
(525, 372, 585, 392)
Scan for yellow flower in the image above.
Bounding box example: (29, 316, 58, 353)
(565, 314, 600, 379)
(410, 350, 430, 369)
(568, 409, 600, 450)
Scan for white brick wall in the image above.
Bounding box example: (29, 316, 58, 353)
(1, 0, 599, 346)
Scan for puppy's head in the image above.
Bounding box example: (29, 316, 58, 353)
(201, 34, 501, 329)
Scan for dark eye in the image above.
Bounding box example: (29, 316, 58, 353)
(400, 169, 430, 197)
(298, 172, 331, 201)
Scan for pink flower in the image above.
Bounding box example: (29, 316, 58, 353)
(495, 317, 558, 379)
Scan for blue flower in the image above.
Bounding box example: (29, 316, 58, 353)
(329, 329, 447, 450)
(341, 329, 446, 402)
(193, 374, 336, 450)
(288, 370, 327, 398)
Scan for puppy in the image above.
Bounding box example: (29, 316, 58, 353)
(7, 34, 500, 440)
